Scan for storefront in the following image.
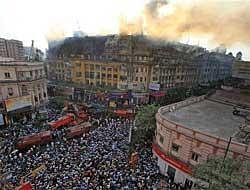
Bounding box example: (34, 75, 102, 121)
(131, 92, 149, 105)
(149, 91, 166, 104)
(152, 144, 195, 189)
(108, 92, 131, 108)
(5, 95, 33, 124)
(0, 101, 6, 126)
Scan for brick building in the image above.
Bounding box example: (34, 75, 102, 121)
(153, 95, 250, 188)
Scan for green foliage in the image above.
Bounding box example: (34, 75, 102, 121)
(194, 157, 250, 190)
(131, 104, 160, 149)
(49, 96, 67, 110)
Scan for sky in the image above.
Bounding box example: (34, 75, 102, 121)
(1, 0, 249, 60)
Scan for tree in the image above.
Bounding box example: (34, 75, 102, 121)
(194, 157, 250, 190)
(131, 104, 160, 150)
(49, 96, 67, 110)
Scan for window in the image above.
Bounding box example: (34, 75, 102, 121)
(172, 144, 179, 152)
(96, 73, 100, 79)
(153, 77, 158, 81)
(90, 72, 95, 79)
(4, 72, 11, 78)
(95, 65, 100, 70)
(85, 72, 90, 78)
(191, 152, 199, 162)
(140, 77, 143, 82)
(107, 74, 112, 79)
(113, 74, 118, 79)
(159, 134, 164, 144)
(8, 88, 13, 96)
(90, 65, 94, 70)
(135, 77, 138, 81)
(76, 72, 82, 77)
(21, 85, 28, 95)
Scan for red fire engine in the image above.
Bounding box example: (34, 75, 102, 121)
(17, 131, 52, 150)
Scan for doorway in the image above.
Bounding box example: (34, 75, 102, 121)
(167, 166, 176, 183)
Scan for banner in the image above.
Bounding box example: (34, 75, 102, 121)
(0, 114, 4, 125)
(5, 95, 32, 112)
(149, 83, 160, 91)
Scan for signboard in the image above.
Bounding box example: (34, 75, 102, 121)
(149, 83, 160, 91)
(5, 95, 32, 112)
(0, 114, 4, 126)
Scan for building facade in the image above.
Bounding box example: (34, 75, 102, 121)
(153, 96, 250, 188)
(48, 58, 73, 82)
(47, 35, 235, 92)
(0, 61, 47, 125)
(150, 47, 199, 90)
(0, 38, 25, 61)
(196, 52, 234, 85)
(233, 60, 250, 85)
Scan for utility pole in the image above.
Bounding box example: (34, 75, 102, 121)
(223, 136, 232, 163)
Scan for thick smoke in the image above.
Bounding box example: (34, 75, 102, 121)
(120, 0, 250, 45)
(46, 26, 65, 42)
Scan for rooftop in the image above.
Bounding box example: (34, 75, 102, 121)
(0, 61, 44, 66)
(163, 99, 245, 140)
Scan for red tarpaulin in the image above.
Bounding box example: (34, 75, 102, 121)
(17, 182, 32, 190)
(114, 110, 134, 118)
(150, 92, 165, 98)
(152, 144, 192, 175)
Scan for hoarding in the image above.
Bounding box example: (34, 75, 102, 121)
(5, 95, 32, 112)
(149, 83, 160, 91)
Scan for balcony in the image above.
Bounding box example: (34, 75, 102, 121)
(17, 75, 45, 82)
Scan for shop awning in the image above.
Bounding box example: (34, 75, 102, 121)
(152, 144, 192, 175)
(109, 92, 129, 99)
(8, 106, 32, 115)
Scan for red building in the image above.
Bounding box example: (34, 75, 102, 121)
(154, 95, 250, 188)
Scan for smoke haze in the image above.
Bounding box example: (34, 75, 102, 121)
(120, 0, 250, 46)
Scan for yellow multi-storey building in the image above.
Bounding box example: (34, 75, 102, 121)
(57, 57, 126, 89)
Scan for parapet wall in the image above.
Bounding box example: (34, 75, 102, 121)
(156, 96, 250, 159)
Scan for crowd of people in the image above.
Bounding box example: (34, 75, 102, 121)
(0, 103, 162, 189)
